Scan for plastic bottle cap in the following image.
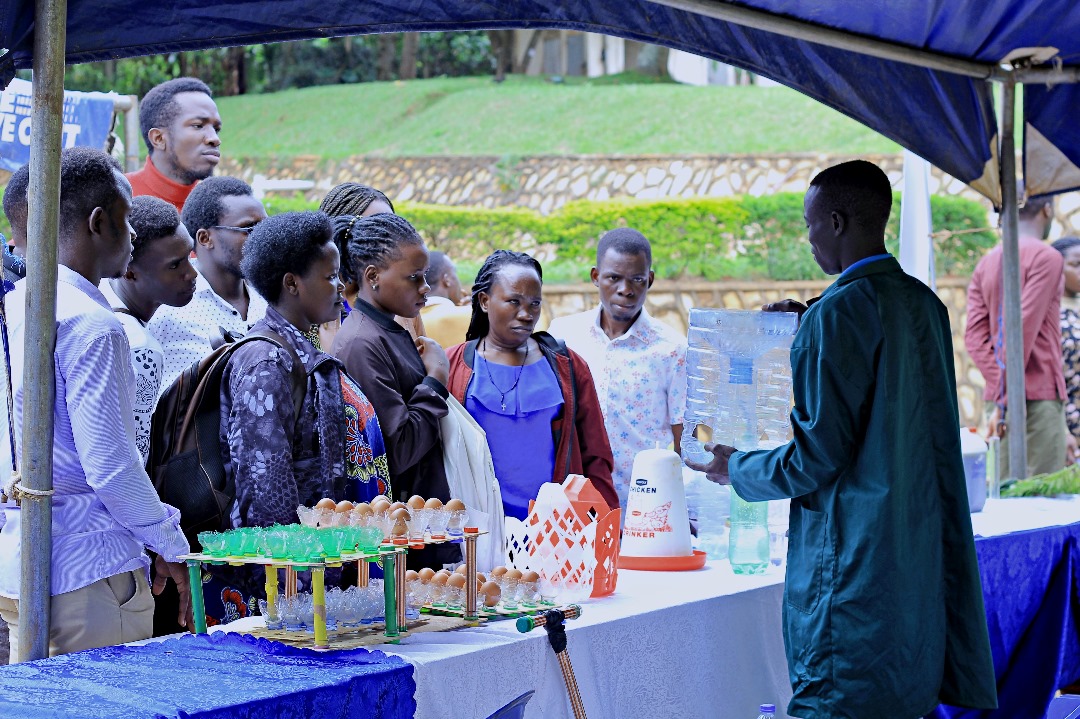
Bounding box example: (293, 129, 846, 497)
(760, 704, 776, 712)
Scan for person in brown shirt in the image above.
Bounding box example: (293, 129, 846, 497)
(330, 212, 457, 567)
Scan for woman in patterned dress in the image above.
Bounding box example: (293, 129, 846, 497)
(203, 210, 390, 626)
(1053, 236, 1080, 461)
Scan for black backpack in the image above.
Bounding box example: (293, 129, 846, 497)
(147, 330, 306, 545)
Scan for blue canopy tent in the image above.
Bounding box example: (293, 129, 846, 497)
(1, 0, 1079, 665)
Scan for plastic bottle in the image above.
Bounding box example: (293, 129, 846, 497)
(680, 309, 798, 574)
(959, 427, 987, 513)
(756, 703, 777, 719)
(683, 466, 730, 559)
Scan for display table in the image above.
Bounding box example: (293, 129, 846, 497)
(0, 497, 1076, 719)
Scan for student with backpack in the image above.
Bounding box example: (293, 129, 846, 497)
(445, 250, 619, 519)
(159, 210, 391, 627)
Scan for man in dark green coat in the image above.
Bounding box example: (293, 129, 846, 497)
(689, 160, 996, 719)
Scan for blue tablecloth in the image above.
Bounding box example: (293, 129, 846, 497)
(0, 631, 416, 719)
(930, 521, 1080, 719)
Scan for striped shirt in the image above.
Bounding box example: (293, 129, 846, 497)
(0, 265, 189, 598)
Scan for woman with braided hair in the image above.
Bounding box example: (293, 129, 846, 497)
(317, 182, 426, 348)
(445, 250, 618, 518)
(330, 213, 458, 567)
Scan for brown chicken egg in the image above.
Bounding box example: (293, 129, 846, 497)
(521, 570, 540, 583)
(418, 567, 436, 582)
(388, 501, 407, 513)
(405, 570, 420, 582)
(390, 507, 411, 521)
(476, 573, 487, 584)
(491, 566, 508, 577)
(335, 500, 354, 513)
(407, 495, 426, 510)
(505, 568, 523, 581)
(424, 497, 444, 510)
(454, 565, 468, 576)
(431, 572, 449, 586)
(391, 517, 407, 536)
(445, 498, 466, 512)
(480, 581, 501, 607)
(447, 573, 467, 589)
(315, 498, 336, 510)
(352, 503, 373, 517)
(370, 497, 391, 513)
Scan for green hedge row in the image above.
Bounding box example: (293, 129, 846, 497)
(264, 192, 996, 282)
(0, 188, 994, 283)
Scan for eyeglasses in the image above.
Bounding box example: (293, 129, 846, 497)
(211, 225, 256, 235)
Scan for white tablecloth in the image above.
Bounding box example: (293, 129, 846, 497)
(215, 497, 1080, 719)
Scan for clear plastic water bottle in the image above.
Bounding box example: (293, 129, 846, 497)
(757, 703, 777, 719)
(684, 466, 730, 559)
(680, 308, 798, 574)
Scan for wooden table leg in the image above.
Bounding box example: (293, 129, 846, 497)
(312, 566, 328, 649)
(382, 551, 399, 639)
(187, 559, 207, 634)
(464, 534, 479, 622)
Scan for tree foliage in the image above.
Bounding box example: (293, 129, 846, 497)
(59, 32, 495, 98)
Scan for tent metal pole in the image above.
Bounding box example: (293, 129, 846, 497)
(649, 0, 1080, 85)
(999, 76, 1027, 480)
(19, 0, 66, 661)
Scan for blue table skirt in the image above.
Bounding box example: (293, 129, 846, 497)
(929, 522, 1080, 719)
(0, 631, 416, 719)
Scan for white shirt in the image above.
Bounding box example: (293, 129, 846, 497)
(0, 265, 188, 598)
(99, 282, 165, 463)
(548, 306, 687, 507)
(148, 270, 267, 393)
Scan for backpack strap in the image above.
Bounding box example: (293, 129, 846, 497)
(235, 329, 309, 426)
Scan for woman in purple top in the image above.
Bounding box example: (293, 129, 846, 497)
(445, 251, 619, 518)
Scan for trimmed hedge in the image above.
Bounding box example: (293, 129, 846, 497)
(0, 188, 994, 282)
(264, 191, 996, 282)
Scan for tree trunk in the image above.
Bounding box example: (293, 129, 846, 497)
(232, 47, 247, 95)
(655, 45, 670, 79)
(377, 34, 397, 81)
(488, 30, 514, 82)
(399, 32, 419, 80)
(514, 30, 544, 74)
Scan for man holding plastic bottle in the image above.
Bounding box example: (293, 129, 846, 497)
(687, 160, 996, 719)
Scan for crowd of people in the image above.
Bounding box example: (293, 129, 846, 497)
(0, 77, 685, 653)
(0, 76, 1018, 719)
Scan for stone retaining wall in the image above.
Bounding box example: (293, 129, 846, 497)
(219, 153, 1080, 235)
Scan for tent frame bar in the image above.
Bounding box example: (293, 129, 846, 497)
(998, 76, 1027, 480)
(19, 0, 64, 662)
(651, 0, 1080, 84)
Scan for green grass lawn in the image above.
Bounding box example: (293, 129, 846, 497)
(215, 74, 901, 158)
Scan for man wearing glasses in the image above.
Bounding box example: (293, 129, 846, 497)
(148, 176, 268, 391)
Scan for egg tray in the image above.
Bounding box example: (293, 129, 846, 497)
(420, 602, 552, 620)
(247, 614, 479, 650)
(184, 531, 490, 648)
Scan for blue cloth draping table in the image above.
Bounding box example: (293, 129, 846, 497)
(0, 497, 1075, 719)
(929, 498, 1080, 719)
(0, 630, 416, 719)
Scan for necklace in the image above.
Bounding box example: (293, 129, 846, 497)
(482, 337, 529, 411)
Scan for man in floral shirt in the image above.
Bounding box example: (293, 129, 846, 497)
(548, 228, 687, 508)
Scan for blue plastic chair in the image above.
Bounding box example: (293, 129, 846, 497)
(1047, 694, 1080, 719)
(485, 690, 535, 719)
